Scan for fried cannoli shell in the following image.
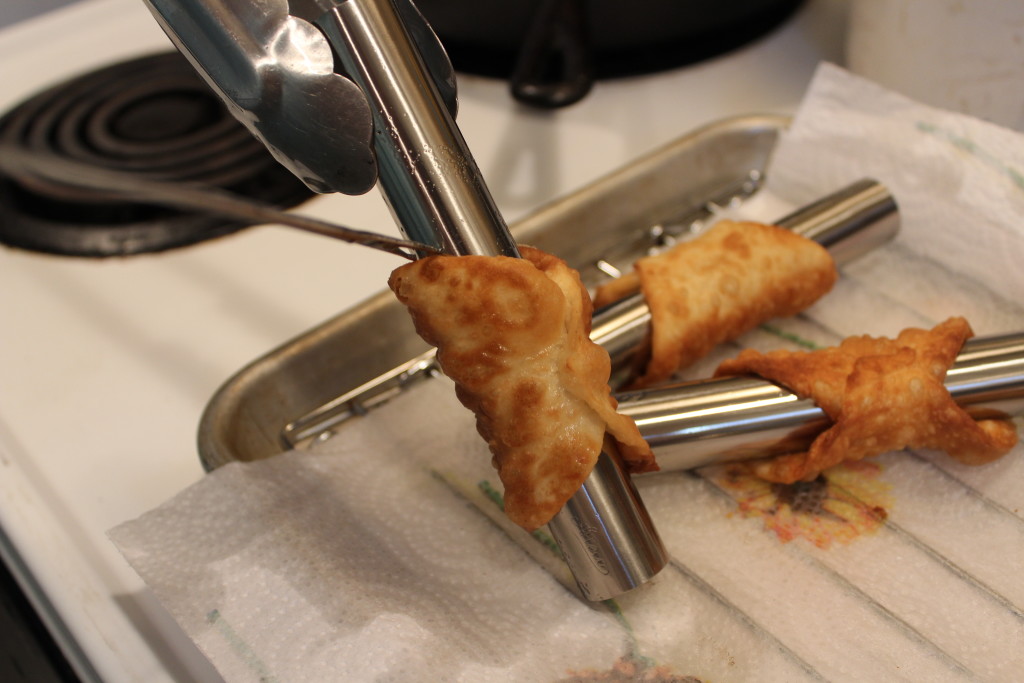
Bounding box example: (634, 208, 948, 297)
(594, 220, 838, 388)
(715, 317, 1019, 483)
(592, 271, 641, 309)
(389, 246, 657, 531)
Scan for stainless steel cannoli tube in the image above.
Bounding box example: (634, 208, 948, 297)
(317, 0, 666, 601)
(619, 333, 1024, 472)
(594, 179, 901, 384)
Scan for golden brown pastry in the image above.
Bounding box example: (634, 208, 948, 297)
(389, 246, 657, 531)
(593, 220, 838, 388)
(714, 317, 1019, 483)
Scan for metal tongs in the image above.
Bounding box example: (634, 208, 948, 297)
(142, 0, 509, 253)
(142, 0, 666, 600)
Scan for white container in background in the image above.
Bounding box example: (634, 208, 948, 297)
(846, 0, 1024, 131)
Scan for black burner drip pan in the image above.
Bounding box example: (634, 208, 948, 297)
(0, 52, 315, 257)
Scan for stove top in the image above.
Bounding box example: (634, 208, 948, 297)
(0, 51, 314, 256)
(0, 1, 847, 681)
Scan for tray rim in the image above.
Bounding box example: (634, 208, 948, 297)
(197, 112, 791, 470)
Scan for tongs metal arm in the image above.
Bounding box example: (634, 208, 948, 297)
(142, 0, 378, 194)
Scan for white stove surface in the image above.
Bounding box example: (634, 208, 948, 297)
(0, 1, 848, 680)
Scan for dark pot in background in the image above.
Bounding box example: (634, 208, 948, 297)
(416, 0, 806, 107)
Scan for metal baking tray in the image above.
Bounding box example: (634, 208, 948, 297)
(198, 113, 789, 470)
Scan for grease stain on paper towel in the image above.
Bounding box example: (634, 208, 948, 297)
(558, 654, 703, 682)
(710, 460, 893, 549)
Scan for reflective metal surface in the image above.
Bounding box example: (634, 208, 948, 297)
(546, 446, 666, 602)
(315, 0, 517, 255)
(778, 177, 901, 264)
(149, 0, 663, 600)
(945, 332, 1024, 418)
(619, 333, 1024, 472)
(140, 0, 460, 197)
(201, 115, 791, 464)
(590, 292, 651, 386)
(197, 115, 789, 602)
(310, 0, 661, 599)
(140, 0, 378, 194)
(596, 178, 901, 382)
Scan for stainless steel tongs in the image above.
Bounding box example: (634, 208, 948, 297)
(142, 0, 668, 600)
(142, 0, 445, 196)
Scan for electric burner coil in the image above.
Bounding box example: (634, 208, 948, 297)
(0, 52, 315, 257)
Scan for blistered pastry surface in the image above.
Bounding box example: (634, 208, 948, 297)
(715, 317, 1019, 482)
(595, 220, 837, 388)
(389, 247, 655, 530)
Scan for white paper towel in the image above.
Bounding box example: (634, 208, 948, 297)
(110, 64, 1024, 682)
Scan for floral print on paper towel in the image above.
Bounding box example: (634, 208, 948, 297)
(710, 460, 893, 548)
